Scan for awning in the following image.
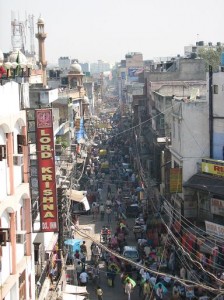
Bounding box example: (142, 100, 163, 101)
(64, 284, 87, 295)
(66, 190, 90, 211)
(63, 294, 86, 300)
(183, 173, 224, 196)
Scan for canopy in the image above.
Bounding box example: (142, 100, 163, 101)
(64, 284, 88, 295)
(63, 294, 86, 300)
(66, 190, 90, 211)
(64, 239, 82, 253)
(183, 173, 224, 196)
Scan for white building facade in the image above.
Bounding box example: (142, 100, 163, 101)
(0, 81, 35, 300)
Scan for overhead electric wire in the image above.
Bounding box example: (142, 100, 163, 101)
(131, 126, 224, 291)
(73, 224, 223, 294)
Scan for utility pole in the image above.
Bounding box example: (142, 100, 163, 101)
(209, 65, 213, 159)
(57, 187, 66, 252)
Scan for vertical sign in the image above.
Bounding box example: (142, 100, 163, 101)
(170, 168, 182, 193)
(35, 109, 58, 232)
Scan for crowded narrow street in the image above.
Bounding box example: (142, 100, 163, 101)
(58, 131, 173, 300)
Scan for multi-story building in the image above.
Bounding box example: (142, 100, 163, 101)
(184, 41, 223, 57)
(58, 56, 71, 70)
(183, 69, 224, 230)
(0, 78, 35, 299)
(90, 60, 111, 74)
(80, 62, 90, 73)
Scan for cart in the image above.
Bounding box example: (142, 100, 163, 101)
(100, 226, 112, 244)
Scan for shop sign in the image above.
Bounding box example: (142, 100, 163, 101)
(211, 198, 224, 216)
(170, 168, 182, 193)
(35, 109, 58, 232)
(205, 221, 224, 238)
(202, 158, 224, 177)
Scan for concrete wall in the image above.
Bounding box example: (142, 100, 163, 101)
(210, 72, 224, 159)
(171, 99, 210, 182)
(146, 58, 206, 83)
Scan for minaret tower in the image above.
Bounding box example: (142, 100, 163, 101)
(35, 17, 47, 86)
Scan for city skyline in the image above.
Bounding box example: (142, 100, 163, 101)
(1, 0, 224, 65)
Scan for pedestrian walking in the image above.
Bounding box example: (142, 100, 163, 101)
(80, 241, 87, 255)
(106, 206, 112, 224)
(107, 265, 117, 287)
(155, 283, 163, 300)
(80, 241, 87, 264)
(75, 261, 82, 285)
(96, 285, 103, 300)
(125, 279, 133, 300)
(99, 203, 105, 221)
(92, 203, 99, 220)
(49, 266, 56, 284)
(143, 279, 153, 300)
(79, 270, 88, 286)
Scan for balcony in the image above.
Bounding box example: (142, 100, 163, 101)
(58, 87, 80, 101)
(56, 120, 70, 136)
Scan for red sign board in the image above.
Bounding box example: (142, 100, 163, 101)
(35, 109, 58, 232)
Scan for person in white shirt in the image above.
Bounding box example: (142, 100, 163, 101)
(79, 270, 88, 286)
(125, 279, 133, 300)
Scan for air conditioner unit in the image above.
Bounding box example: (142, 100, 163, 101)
(16, 231, 26, 244)
(13, 154, 24, 166)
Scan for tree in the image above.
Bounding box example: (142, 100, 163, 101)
(198, 46, 224, 72)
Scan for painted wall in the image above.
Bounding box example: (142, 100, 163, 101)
(171, 99, 210, 182)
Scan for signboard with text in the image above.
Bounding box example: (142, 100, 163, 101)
(35, 109, 58, 232)
(170, 168, 182, 193)
(202, 158, 224, 177)
(211, 198, 224, 216)
(205, 221, 224, 238)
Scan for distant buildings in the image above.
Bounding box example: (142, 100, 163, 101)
(184, 41, 224, 58)
(58, 56, 71, 70)
(90, 60, 111, 74)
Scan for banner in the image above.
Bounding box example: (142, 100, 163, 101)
(170, 168, 182, 193)
(205, 221, 224, 238)
(202, 158, 224, 177)
(35, 109, 58, 232)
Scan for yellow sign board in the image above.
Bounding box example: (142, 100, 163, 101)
(170, 168, 182, 193)
(202, 160, 224, 177)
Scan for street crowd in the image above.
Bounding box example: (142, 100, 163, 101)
(69, 123, 223, 300)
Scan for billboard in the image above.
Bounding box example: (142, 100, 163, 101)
(202, 158, 224, 177)
(205, 221, 224, 238)
(35, 109, 58, 232)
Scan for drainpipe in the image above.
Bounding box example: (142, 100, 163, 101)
(209, 65, 213, 158)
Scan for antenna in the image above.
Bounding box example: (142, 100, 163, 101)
(28, 14, 35, 55)
(11, 10, 26, 53)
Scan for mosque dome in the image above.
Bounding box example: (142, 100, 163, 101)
(70, 62, 82, 74)
(0, 49, 3, 64)
(37, 17, 45, 24)
(8, 50, 27, 64)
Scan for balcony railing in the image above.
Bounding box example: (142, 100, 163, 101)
(36, 263, 49, 297)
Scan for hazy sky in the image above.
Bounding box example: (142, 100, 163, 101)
(1, 0, 224, 64)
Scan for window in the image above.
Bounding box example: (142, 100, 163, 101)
(17, 135, 26, 154)
(213, 85, 218, 94)
(0, 145, 6, 161)
(159, 116, 165, 129)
